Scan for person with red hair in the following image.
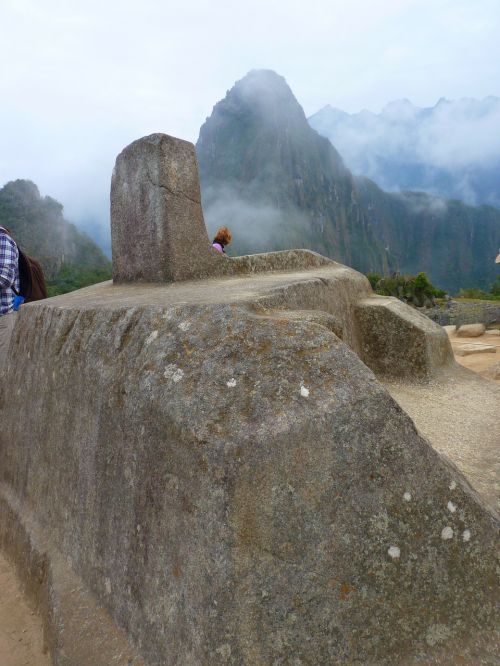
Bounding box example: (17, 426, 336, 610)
(212, 226, 232, 254)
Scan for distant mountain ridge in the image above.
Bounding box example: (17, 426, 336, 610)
(196, 70, 500, 293)
(197, 70, 385, 273)
(0, 179, 110, 293)
(308, 96, 500, 209)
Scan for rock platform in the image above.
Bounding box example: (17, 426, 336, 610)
(0, 133, 498, 665)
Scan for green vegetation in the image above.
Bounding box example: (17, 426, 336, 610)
(367, 270, 500, 305)
(457, 274, 500, 301)
(366, 271, 446, 307)
(0, 179, 110, 297)
(47, 264, 111, 297)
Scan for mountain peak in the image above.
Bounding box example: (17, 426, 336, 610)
(308, 105, 350, 123)
(197, 69, 312, 160)
(2, 179, 41, 201)
(435, 97, 450, 108)
(222, 69, 303, 119)
(234, 69, 291, 94)
(382, 99, 418, 118)
(237, 68, 288, 86)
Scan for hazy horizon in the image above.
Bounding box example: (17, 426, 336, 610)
(1, 0, 499, 245)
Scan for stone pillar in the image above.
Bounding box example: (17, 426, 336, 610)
(111, 133, 223, 283)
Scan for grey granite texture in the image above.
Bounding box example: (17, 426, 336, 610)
(0, 279, 498, 665)
(111, 133, 226, 282)
(353, 296, 455, 379)
(0, 132, 498, 665)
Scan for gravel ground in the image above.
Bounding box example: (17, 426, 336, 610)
(0, 553, 50, 666)
(385, 359, 500, 514)
(449, 330, 500, 380)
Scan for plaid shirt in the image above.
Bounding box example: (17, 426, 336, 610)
(0, 228, 20, 316)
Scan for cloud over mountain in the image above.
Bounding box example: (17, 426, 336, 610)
(309, 96, 500, 207)
(197, 70, 500, 293)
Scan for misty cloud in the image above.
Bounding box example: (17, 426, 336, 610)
(395, 192, 448, 216)
(309, 97, 500, 207)
(201, 184, 311, 255)
(417, 98, 500, 169)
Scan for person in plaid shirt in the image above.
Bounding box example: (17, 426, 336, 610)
(0, 226, 20, 369)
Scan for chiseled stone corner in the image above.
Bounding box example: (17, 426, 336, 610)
(353, 296, 455, 379)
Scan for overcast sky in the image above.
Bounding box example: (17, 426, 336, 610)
(1, 0, 499, 239)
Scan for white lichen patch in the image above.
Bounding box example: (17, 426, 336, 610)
(403, 492, 412, 502)
(105, 577, 112, 594)
(164, 364, 184, 382)
(226, 378, 237, 388)
(145, 330, 159, 345)
(178, 321, 191, 331)
(388, 546, 400, 559)
(425, 623, 452, 647)
(447, 501, 457, 513)
(441, 526, 454, 540)
(462, 529, 471, 542)
(300, 384, 310, 397)
(449, 480, 457, 490)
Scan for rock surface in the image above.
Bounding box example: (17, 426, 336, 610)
(456, 323, 486, 337)
(1, 132, 498, 666)
(353, 296, 454, 379)
(0, 272, 498, 665)
(111, 133, 226, 282)
(455, 343, 497, 356)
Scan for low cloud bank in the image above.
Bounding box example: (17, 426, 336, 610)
(309, 96, 500, 207)
(201, 184, 312, 255)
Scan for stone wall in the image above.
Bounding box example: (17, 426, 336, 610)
(421, 299, 500, 327)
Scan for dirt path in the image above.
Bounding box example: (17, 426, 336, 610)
(0, 553, 50, 666)
(448, 329, 500, 381)
(384, 321, 500, 516)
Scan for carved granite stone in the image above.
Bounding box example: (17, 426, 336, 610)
(111, 133, 224, 282)
(0, 134, 498, 665)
